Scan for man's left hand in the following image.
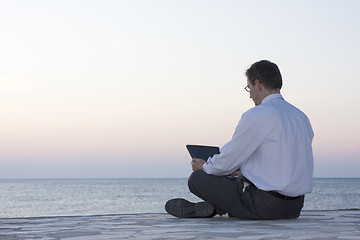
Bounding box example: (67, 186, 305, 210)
(191, 158, 206, 171)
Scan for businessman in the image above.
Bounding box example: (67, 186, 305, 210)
(165, 60, 314, 219)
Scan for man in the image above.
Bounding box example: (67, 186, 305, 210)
(165, 60, 314, 220)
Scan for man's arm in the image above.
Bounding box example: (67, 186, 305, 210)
(203, 111, 261, 176)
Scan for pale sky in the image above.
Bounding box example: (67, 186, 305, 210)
(1, 0, 359, 178)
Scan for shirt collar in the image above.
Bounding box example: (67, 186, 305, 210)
(261, 93, 283, 104)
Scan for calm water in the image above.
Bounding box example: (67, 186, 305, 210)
(0, 178, 359, 218)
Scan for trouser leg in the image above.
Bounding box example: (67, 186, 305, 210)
(188, 170, 304, 220)
(188, 170, 254, 219)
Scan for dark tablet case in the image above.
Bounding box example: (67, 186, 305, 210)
(186, 145, 220, 160)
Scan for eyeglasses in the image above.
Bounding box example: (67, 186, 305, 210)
(244, 86, 250, 92)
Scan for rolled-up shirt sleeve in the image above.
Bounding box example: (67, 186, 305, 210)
(203, 111, 262, 176)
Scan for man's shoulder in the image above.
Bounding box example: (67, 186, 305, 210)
(241, 105, 274, 126)
(244, 103, 274, 117)
(244, 98, 299, 121)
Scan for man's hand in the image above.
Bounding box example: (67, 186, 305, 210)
(191, 158, 206, 171)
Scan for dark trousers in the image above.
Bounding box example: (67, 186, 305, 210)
(188, 170, 304, 220)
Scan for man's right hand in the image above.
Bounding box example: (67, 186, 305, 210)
(191, 158, 206, 171)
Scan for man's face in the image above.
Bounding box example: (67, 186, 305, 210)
(247, 79, 262, 106)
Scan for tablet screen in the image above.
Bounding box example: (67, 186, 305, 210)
(186, 145, 220, 161)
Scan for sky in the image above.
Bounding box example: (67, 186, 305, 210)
(1, 0, 359, 178)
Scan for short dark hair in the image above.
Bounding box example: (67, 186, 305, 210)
(245, 60, 282, 90)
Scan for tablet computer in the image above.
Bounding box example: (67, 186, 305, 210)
(186, 145, 220, 160)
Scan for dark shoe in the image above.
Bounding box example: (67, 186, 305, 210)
(165, 198, 215, 218)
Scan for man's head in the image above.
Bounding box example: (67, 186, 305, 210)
(246, 60, 282, 90)
(245, 60, 282, 106)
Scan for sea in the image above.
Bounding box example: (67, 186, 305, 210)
(0, 178, 359, 219)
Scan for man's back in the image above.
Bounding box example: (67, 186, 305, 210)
(242, 93, 314, 196)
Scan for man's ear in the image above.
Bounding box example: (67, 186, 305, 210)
(254, 79, 262, 88)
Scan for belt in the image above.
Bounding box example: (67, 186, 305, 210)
(241, 177, 303, 200)
(267, 191, 303, 200)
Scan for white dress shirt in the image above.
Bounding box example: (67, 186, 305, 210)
(203, 93, 314, 197)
